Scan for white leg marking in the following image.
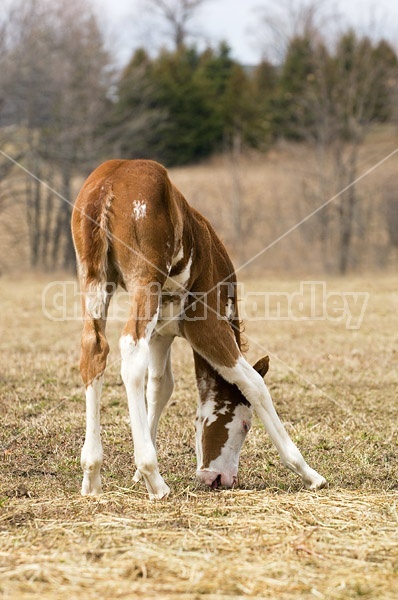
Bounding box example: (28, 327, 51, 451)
(120, 330, 170, 500)
(218, 357, 327, 490)
(81, 376, 104, 495)
(133, 335, 174, 483)
(85, 282, 108, 319)
(147, 336, 174, 444)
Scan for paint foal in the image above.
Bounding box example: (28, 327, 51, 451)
(72, 159, 326, 499)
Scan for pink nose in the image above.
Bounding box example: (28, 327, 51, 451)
(196, 470, 238, 489)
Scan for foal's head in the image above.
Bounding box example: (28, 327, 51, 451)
(194, 355, 269, 489)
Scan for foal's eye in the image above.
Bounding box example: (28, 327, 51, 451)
(242, 421, 251, 433)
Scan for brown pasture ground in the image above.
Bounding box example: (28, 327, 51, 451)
(0, 273, 397, 599)
(2, 124, 398, 276)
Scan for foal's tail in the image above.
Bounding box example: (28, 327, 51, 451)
(72, 181, 114, 319)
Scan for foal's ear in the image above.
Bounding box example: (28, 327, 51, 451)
(253, 355, 270, 378)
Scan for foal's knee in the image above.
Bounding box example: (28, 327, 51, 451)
(120, 335, 150, 387)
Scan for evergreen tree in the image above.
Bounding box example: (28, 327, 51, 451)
(268, 35, 319, 139)
(109, 48, 168, 160)
(112, 42, 259, 165)
(150, 46, 218, 164)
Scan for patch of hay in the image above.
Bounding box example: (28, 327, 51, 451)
(1, 489, 398, 599)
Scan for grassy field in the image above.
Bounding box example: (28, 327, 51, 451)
(0, 273, 397, 599)
(2, 124, 398, 275)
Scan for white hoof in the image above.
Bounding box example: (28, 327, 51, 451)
(149, 483, 171, 501)
(142, 471, 171, 500)
(81, 473, 102, 496)
(133, 469, 142, 483)
(303, 470, 327, 490)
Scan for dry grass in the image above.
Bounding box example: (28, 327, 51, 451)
(169, 127, 398, 273)
(0, 274, 397, 599)
(1, 124, 398, 275)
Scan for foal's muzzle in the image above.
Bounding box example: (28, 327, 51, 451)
(196, 470, 238, 489)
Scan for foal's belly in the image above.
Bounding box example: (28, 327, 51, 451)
(154, 294, 185, 338)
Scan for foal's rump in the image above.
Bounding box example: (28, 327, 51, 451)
(72, 160, 181, 293)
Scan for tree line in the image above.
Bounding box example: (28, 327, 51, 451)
(111, 32, 397, 166)
(0, 0, 397, 272)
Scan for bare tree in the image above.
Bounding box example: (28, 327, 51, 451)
(0, 0, 112, 271)
(143, 0, 211, 50)
(258, 0, 336, 64)
(305, 32, 397, 272)
(382, 185, 398, 250)
(259, 1, 398, 273)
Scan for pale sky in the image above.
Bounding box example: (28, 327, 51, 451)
(95, 0, 398, 65)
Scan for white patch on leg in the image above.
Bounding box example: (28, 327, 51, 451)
(133, 336, 174, 485)
(120, 335, 148, 381)
(86, 282, 107, 319)
(120, 332, 170, 500)
(147, 336, 174, 445)
(81, 376, 104, 495)
(216, 356, 327, 490)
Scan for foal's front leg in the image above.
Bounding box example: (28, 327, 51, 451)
(219, 356, 327, 490)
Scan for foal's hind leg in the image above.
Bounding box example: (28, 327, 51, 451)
(79, 280, 114, 495)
